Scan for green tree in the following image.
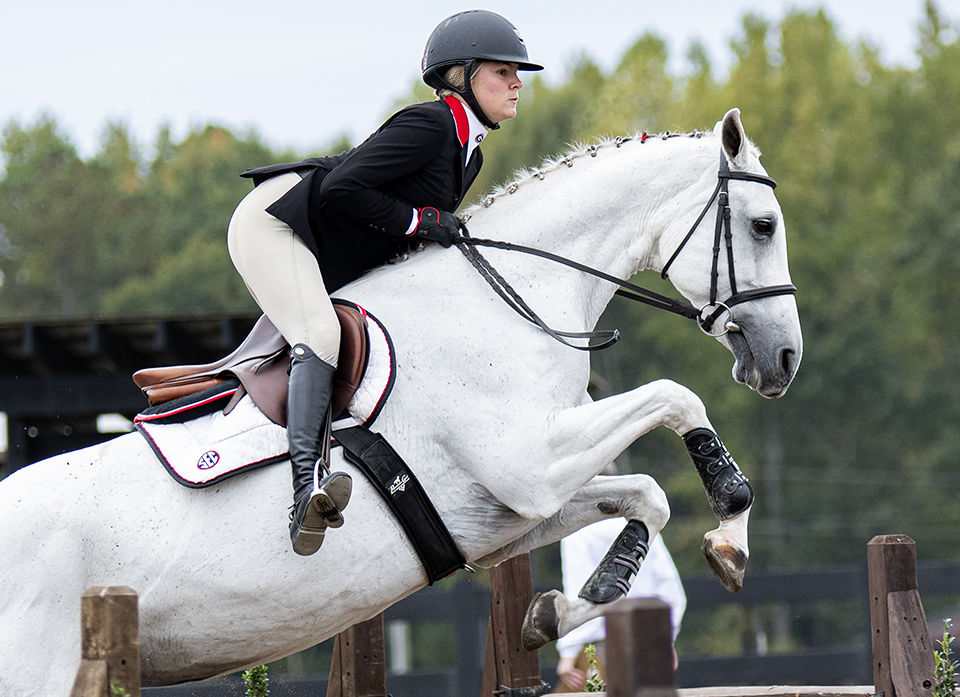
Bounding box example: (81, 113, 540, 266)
(589, 34, 675, 135)
(103, 125, 273, 315)
(0, 116, 144, 317)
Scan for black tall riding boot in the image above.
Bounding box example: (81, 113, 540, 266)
(287, 343, 352, 556)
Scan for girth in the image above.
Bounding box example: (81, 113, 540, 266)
(132, 300, 369, 426)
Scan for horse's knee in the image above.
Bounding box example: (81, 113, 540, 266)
(617, 473, 670, 533)
(647, 379, 709, 433)
(643, 475, 671, 532)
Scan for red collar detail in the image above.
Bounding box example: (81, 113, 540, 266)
(444, 96, 470, 147)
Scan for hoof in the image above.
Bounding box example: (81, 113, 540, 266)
(702, 532, 747, 593)
(521, 590, 565, 650)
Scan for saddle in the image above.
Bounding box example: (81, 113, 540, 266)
(132, 302, 369, 427)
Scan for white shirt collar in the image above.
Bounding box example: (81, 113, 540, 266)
(460, 102, 487, 162)
(445, 95, 487, 163)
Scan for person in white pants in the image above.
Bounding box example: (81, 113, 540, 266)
(554, 520, 687, 692)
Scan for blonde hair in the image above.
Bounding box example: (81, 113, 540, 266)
(435, 62, 483, 98)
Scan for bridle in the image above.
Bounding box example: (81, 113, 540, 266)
(452, 150, 797, 350)
(659, 153, 797, 335)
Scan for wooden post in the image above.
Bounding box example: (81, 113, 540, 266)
(481, 553, 546, 696)
(70, 586, 140, 697)
(70, 659, 108, 697)
(867, 534, 934, 697)
(604, 598, 677, 697)
(327, 614, 387, 697)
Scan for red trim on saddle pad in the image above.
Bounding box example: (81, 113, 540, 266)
(134, 387, 239, 424)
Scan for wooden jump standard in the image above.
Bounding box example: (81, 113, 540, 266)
(70, 585, 140, 697)
(69, 535, 937, 697)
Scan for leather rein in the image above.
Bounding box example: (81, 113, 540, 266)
(452, 151, 797, 351)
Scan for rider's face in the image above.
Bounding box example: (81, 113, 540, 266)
(471, 62, 523, 124)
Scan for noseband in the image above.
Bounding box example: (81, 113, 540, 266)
(453, 150, 797, 349)
(659, 153, 796, 335)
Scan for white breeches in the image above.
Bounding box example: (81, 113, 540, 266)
(227, 172, 340, 366)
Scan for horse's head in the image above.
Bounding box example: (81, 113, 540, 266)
(659, 108, 802, 398)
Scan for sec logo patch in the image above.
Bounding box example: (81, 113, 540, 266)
(197, 451, 220, 470)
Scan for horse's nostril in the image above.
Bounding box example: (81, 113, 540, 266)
(780, 348, 796, 376)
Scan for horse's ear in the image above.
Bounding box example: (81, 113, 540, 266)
(718, 108, 748, 167)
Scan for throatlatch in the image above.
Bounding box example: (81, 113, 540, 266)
(683, 428, 754, 520)
(578, 519, 649, 604)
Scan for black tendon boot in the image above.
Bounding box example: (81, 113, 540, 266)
(287, 344, 352, 556)
(683, 428, 754, 520)
(579, 519, 649, 604)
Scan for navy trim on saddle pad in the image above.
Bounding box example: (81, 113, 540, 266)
(334, 425, 466, 584)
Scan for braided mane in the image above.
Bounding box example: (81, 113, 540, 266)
(461, 130, 715, 222)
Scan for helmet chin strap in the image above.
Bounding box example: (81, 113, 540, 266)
(437, 59, 499, 130)
(460, 61, 500, 130)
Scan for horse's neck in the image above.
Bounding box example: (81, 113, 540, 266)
(461, 137, 715, 328)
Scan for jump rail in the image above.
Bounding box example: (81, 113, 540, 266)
(70, 535, 936, 697)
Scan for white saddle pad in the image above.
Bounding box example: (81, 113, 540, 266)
(135, 306, 395, 487)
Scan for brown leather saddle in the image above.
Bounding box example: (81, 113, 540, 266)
(132, 303, 369, 427)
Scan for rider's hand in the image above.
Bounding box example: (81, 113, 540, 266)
(556, 656, 586, 691)
(414, 207, 459, 247)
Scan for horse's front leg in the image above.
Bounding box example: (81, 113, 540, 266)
(545, 379, 754, 593)
(474, 473, 670, 567)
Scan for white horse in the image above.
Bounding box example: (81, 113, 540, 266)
(0, 108, 800, 695)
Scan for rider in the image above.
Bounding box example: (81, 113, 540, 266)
(227, 10, 542, 556)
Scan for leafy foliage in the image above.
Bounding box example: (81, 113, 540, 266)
(583, 643, 605, 692)
(241, 664, 270, 697)
(935, 619, 958, 697)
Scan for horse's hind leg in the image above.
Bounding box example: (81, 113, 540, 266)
(472, 473, 671, 651)
(544, 378, 753, 592)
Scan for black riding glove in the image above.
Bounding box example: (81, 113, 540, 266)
(415, 207, 459, 248)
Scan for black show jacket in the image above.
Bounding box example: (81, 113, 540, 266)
(240, 99, 483, 293)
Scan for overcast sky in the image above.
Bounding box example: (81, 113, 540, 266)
(1, 0, 958, 158)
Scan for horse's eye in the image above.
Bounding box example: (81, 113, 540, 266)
(752, 218, 775, 237)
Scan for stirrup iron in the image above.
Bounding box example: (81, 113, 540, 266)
(309, 409, 351, 528)
(290, 408, 352, 556)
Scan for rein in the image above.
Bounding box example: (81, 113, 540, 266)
(454, 231, 696, 351)
(453, 150, 797, 350)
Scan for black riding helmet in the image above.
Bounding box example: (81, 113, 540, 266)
(421, 10, 543, 129)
